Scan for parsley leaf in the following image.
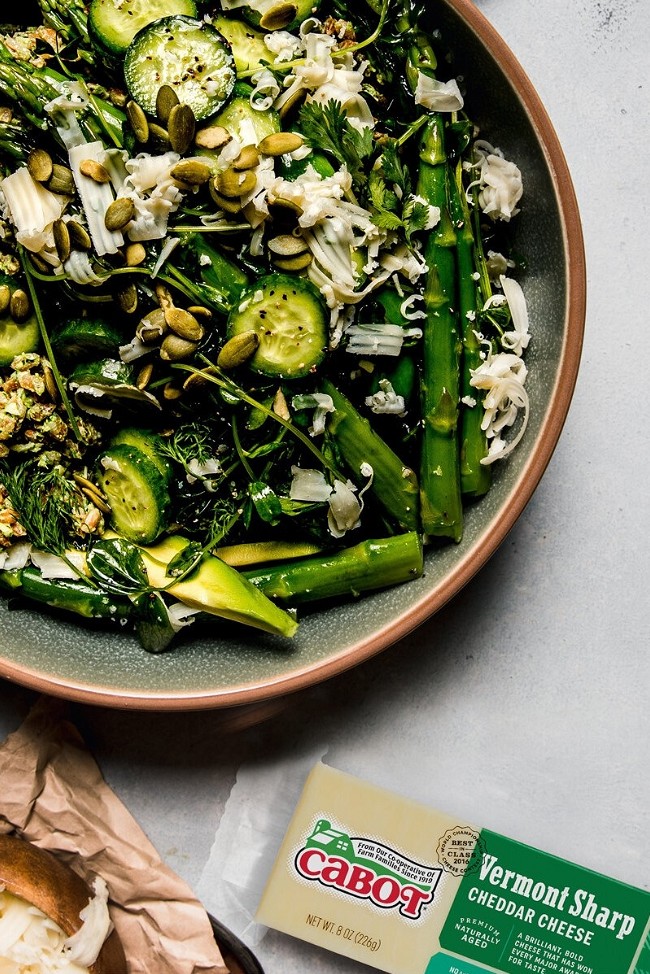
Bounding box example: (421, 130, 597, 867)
(368, 140, 438, 241)
(298, 100, 374, 188)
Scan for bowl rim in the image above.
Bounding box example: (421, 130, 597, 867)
(0, 0, 586, 712)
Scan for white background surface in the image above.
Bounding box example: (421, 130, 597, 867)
(1, 0, 649, 971)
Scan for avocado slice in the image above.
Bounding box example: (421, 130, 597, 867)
(141, 535, 298, 638)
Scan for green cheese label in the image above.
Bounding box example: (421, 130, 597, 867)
(440, 830, 650, 974)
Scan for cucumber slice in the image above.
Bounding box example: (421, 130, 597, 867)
(88, 0, 197, 57)
(51, 317, 122, 362)
(211, 16, 274, 75)
(213, 88, 280, 145)
(226, 273, 328, 379)
(0, 275, 40, 367)
(97, 444, 171, 544)
(124, 17, 236, 122)
(111, 428, 173, 484)
(222, 0, 322, 33)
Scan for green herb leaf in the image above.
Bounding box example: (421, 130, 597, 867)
(298, 100, 374, 188)
(86, 537, 149, 596)
(166, 541, 203, 579)
(132, 591, 176, 653)
(249, 481, 283, 525)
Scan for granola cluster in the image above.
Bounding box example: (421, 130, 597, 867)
(0, 353, 99, 460)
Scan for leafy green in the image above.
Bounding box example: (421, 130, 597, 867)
(298, 100, 375, 189)
(0, 460, 84, 555)
(368, 139, 437, 241)
(132, 591, 177, 654)
(86, 537, 150, 596)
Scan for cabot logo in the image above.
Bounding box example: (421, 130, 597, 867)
(293, 818, 442, 919)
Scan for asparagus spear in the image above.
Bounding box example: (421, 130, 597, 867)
(416, 115, 463, 541)
(38, 0, 90, 44)
(448, 159, 492, 499)
(244, 532, 423, 606)
(322, 378, 419, 533)
(0, 42, 124, 148)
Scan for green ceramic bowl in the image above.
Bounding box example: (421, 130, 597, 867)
(0, 0, 585, 710)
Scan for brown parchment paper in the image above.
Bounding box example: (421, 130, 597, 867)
(0, 696, 229, 974)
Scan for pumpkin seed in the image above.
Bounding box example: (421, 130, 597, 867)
(269, 195, 304, 216)
(170, 159, 212, 186)
(148, 122, 171, 150)
(267, 233, 308, 257)
(232, 144, 260, 171)
(27, 147, 53, 183)
(10, 289, 30, 323)
(209, 181, 243, 213)
(79, 158, 111, 183)
(0, 285, 10, 316)
(273, 387, 291, 420)
(67, 220, 92, 251)
(182, 367, 215, 392)
(272, 252, 313, 272)
(195, 125, 232, 150)
(260, 2, 297, 30)
(81, 486, 112, 515)
(154, 282, 175, 312)
(126, 100, 149, 143)
(53, 218, 71, 263)
(30, 254, 51, 274)
(163, 381, 183, 401)
(105, 197, 135, 232)
(168, 103, 196, 155)
(187, 305, 213, 321)
(217, 330, 259, 369)
(258, 131, 304, 156)
(216, 167, 257, 198)
(160, 334, 198, 362)
(136, 308, 167, 343)
(156, 83, 180, 124)
(278, 88, 306, 121)
(165, 307, 204, 342)
(117, 283, 138, 315)
(136, 361, 154, 390)
(125, 242, 147, 267)
(47, 164, 75, 196)
(42, 361, 58, 401)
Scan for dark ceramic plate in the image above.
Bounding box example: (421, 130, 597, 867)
(210, 914, 265, 974)
(0, 0, 585, 709)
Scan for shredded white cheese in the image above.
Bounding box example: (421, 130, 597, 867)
(0, 167, 65, 253)
(0, 875, 111, 973)
(414, 73, 464, 112)
(470, 140, 523, 222)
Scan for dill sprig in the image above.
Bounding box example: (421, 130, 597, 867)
(0, 460, 82, 554)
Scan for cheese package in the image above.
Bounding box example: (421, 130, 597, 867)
(256, 763, 650, 974)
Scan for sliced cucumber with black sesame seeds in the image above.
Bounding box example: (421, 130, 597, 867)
(110, 428, 174, 485)
(227, 0, 323, 33)
(97, 444, 171, 544)
(226, 274, 328, 379)
(211, 16, 274, 75)
(124, 16, 236, 122)
(88, 0, 197, 58)
(212, 87, 280, 145)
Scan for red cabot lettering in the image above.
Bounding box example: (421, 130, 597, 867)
(400, 885, 434, 918)
(372, 875, 401, 906)
(321, 856, 350, 887)
(345, 865, 374, 895)
(296, 848, 326, 878)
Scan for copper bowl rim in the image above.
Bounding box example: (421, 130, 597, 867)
(0, 0, 586, 712)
